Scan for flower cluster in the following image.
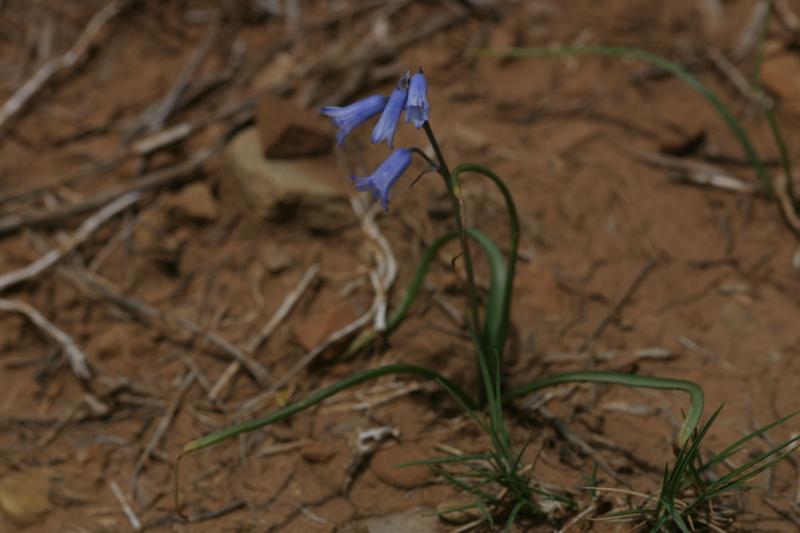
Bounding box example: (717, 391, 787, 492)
(321, 69, 429, 210)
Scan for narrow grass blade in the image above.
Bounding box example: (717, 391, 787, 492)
(503, 371, 704, 450)
(183, 364, 475, 452)
(344, 227, 506, 357)
(452, 163, 519, 358)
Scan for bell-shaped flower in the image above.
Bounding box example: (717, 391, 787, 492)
(371, 71, 409, 148)
(405, 70, 429, 128)
(353, 148, 412, 210)
(321, 95, 387, 146)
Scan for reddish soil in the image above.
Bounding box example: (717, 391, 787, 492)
(0, 1, 799, 531)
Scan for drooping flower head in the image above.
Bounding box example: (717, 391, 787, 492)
(371, 71, 409, 148)
(321, 95, 387, 146)
(353, 148, 412, 210)
(405, 69, 429, 128)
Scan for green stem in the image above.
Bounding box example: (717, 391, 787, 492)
(452, 164, 519, 358)
(344, 228, 506, 358)
(423, 121, 490, 402)
(503, 371, 704, 450)
(422, 122, 482, 339)
(183, 364, 476, 453)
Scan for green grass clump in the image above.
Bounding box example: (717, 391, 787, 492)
(177, 29, 799, 528)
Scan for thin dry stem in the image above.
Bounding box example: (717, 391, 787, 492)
(0, 0, 131, 130)
(0, 191, 140, 293)
(0, 298, 90, 379)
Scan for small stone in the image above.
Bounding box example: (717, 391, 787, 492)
(762, 53, 800, 114)
(253, 52, 294, 92)
(347, 508, 440, 533)
(291, 302, 359, 353)
(312, 497, 356, 525)
(166, 182, 219, 221)
(224, 127, 350, 231)
(302, 442, 337, 464)
(257, 94, 332, 158)
(720, 300, 756, 334)
(370, 444, 431, 489)
(262, 243, 293, 274)
(0, 470, 53, 526)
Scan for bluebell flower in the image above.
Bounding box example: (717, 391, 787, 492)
(321, 95, 387, 146)
(371, 71, 409, 148)
(405, 70, 429, 128)
(353, 148, 412, 210)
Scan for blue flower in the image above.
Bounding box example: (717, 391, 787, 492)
(353, 148, 412, 210)
(371, 71, 409, 148)
(321, 95, 387, 146)
(405, 70, 429, 128)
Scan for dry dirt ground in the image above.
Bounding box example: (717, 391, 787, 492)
(1, 0, 799, 531)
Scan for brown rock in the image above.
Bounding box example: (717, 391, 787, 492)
(257, 94, 332, 158)
(166, 182, 219, 221)
(292, 302, 359, 353)
(370, 444, 431, 489)
(312, 497, 356, 525)
(301, 442, 337, 464)
(762, 53, 800, 114)
(253, 52, 294, 93)
(720, 300, 756, 335)
(0, 470, 53, 526)
(262, 243, 294, 274)
(224, 127, 350, 230)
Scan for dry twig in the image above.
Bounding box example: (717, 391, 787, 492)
(0, 145, 217, 236)
(584, 259, 656, 350)
(0, 0, 132, 130)
(621, 146, 758, 193)
(59, 266, 270, 385)
(730, 1, 770, 61)
(0, 191, 140, 293)
(131, 371, 196, 500)
(246, 264, 320, 353)
(207, 264, 319, 401)
(110, 480, 142, 531)
(0, 298, 90, 379)
(124, 27, 219, 142)
(774, 0, 800, 35)
(238, 306, 376, 415)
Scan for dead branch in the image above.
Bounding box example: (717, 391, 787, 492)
(238, 305, 376, 415)
(58, 266, 270, 386)
(131, 371, 195, 501)
(774, 0, 800, 35)
(620, 146, 759, 193)
(0, 0, 132, 130)
(246, 264, 320, 353)
(0, 298, 90, 379)
(0, 144, 217, 237)
(124, 27, 219, 142)
(0, 191, 140, 293)
(730, 1, 770, 61)
(110, 480, 142, 531)
(207, 263, 320, 401)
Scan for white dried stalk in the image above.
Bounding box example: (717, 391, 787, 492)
(0, 298, 90, 379)
(0, 0, 130, 130)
